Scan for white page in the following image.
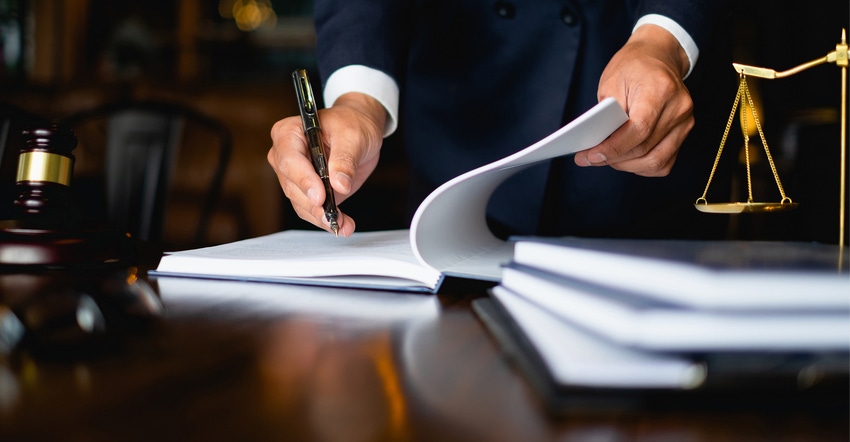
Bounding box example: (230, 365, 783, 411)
(155, 230, 442, 289)
(154, 99, 627, 291)
(491, 285, 706, 389)
(500, 266, 850, 352)
(411, 97, 628, 280)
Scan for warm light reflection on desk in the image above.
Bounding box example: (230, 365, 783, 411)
(257, 322, 410, 441)
(158, 277, 435, 440)
(0, 274, 845, 441)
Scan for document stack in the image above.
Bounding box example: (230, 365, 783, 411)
(473, 237, 850, 410)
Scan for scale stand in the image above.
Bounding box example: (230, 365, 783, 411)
(695, 29, 848, 249)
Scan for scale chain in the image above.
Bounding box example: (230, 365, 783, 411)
(696, 75, 744, 204)
(741, 77, 792, 203)
(696, 74, 793, 206)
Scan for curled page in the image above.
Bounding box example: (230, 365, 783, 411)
(410, 97, 629, 280)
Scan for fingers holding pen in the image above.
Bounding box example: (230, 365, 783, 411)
(268, 116, 354, 236)
(268, 92, 386, 237)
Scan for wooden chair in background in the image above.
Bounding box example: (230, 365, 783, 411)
(58, 100, 233, 249)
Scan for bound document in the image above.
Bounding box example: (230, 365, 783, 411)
(510, 236, 850, 310)
(475, 237, 849, 412)
(498, 263, 850, 352)
(151, 98, 629, 292)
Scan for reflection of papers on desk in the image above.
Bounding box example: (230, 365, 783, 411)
(152, 98, 628, 293)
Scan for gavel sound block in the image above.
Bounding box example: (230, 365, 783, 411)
(0, 124, 135, 269)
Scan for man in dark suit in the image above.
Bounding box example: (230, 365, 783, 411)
(269, 1, 732, 238)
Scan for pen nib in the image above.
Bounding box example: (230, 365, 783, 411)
(330, 221, 339, 237)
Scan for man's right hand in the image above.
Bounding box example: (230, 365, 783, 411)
(268, 92, 387, 237)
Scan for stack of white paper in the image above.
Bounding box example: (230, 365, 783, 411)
(487, 237, 850, 389)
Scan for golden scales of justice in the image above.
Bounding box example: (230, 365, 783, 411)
(695, 29, 848, 248)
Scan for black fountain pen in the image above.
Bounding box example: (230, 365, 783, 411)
(292, 69, 340, 236)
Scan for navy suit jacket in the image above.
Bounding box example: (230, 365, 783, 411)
(314, 0, 733, 237)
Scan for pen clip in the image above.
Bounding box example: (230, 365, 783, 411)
(293, 69, 320, 130)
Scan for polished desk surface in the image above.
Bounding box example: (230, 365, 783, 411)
(0, 265, 847, 441)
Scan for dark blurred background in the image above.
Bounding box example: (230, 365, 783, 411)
(0, 0, 847, 246)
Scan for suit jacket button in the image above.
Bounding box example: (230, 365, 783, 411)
(561, 8, 578, 26)
(493, 1, 516, 19)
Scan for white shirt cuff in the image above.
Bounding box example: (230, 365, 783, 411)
(633, 14, 699, 79)
(323, 65, 400, 137)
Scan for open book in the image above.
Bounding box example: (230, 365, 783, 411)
(151, 98, 629, 292)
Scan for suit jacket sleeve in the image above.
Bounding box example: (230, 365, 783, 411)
(313, 0, 413, 88)
(635, 0, 731, 52)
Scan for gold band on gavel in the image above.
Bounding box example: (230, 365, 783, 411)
(16, 151, 72, 186)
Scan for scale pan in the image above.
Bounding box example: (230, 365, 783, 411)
(694, 201, 799, 214)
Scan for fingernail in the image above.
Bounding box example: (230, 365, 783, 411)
(335, 172, 353, 193)
(306, 187, 321, 205)
(588, 152, 607, 164)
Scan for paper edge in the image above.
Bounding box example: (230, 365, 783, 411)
(410, 97, 628, 274)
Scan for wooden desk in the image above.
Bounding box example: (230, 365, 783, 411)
(0, 269, 847, 441)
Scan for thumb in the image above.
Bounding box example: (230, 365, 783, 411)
(320, 94, 386, 198)
(327, 142, 357, 196)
